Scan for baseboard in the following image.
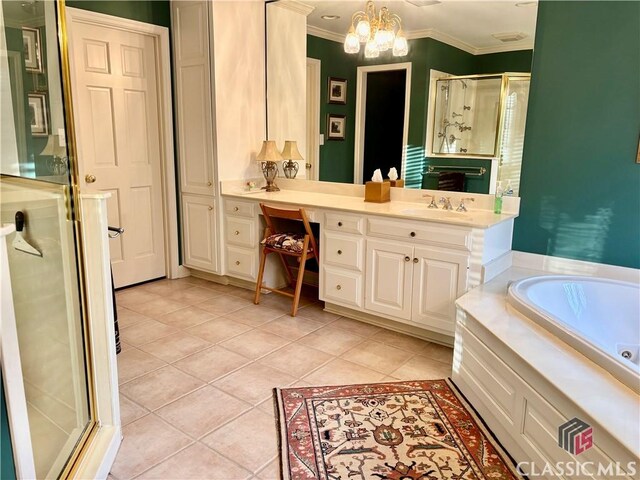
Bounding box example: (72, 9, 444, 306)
(324, 303, 454, 348)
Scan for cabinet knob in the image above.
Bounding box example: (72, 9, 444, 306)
(234, 206, 239, 212)
(337, 249, 342, 255)
(235, 260, 240, 265)
(410, 231, 416, 237)
(336, 285, 342, 290)
(208, 206, 213, 211)
(235, 230, 240, 235)
(207, 181, 212, 187)
(404, 256, 411, 262)
(413, 257, 419, 263)
(338, 221, 343, 227)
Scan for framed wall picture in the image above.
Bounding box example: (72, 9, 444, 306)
(28, 93, 48, 136)
(22, 27, 43, 73)
(328, 77, 347, 104)
(327, 114, 346, 141)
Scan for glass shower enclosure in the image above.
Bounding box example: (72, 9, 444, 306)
(1, 0, 94, 477)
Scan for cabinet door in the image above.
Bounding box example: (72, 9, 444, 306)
(172, 1, 215, 195)
(182, 194, 218, 272)
(411, 246, 469, 334)
(365, 240, 413, 320)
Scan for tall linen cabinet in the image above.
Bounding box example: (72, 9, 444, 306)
(171, 0, 266, 275)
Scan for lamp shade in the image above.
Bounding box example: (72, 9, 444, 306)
(40, 134, 66, 157)
(256, 140, 283, 162)
(280, 140, 304, 161)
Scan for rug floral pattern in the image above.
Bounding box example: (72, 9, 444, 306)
(275, 380, 521, 480)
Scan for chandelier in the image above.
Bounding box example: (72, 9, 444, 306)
(343, 1, 408, 58)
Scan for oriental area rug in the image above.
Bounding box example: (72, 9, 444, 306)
(274, 379, 522, 480)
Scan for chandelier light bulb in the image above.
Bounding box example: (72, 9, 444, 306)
(344, 28, 361, 54)
(374, 28, 389, 50)
(356, 20, 371, 42)
(365, 38, 380, 58)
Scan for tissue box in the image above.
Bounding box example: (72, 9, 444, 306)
(365, 181, 390, 203)
(389, 179, 405, 188)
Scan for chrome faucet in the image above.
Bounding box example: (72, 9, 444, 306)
(422, 194, 438, 208)
(439, 197, 453, 211)
(456, 197, 475, 212)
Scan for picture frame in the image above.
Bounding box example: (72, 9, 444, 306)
(326, 114, 346, 141)
(327, 77, 347, 105)
(28, 93, 49, 137)
(22, 27, 43, 73)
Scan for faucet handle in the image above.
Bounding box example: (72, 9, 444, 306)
(457, 197, 475, 212)
(423, 194, 438, 208)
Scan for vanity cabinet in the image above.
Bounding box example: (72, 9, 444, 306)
(365, 239, 469, 333)
(224, 199, 259, 281)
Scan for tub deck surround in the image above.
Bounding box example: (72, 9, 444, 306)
(453, 266, 640, 469)
(217, 179, 519, 342)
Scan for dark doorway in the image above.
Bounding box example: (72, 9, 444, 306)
(362, 69, 407, 183)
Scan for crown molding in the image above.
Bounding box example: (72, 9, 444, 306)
(307, 25, 345, 43)
(306, 25, 533, 56)
(273, 0, 315, 17)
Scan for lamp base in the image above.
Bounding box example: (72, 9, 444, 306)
(260, 160, 280, 192)
(262, 183, 280, 192)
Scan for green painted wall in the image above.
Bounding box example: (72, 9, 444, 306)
(1, 373, 16, 480)
(308, 34, 532, 188)
(65, 0, 170, 27)
(514, 1, 640, 269)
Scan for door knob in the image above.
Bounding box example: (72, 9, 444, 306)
(85, 174, 97, 183)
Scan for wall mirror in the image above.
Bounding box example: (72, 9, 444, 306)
(266, 0, 538, 197)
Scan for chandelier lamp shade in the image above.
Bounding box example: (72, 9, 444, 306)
(344, 1, 408, 58)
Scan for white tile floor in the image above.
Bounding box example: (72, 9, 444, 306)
(110, 277, 453, 479)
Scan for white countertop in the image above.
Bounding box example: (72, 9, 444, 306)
(456, 266, 640, 457)
(221, 188, 517, 229)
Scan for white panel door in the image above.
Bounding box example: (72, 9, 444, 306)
(411, 246, 469, 334)
(365, 240, 413, 320)
(69, 19, 165, 287)
(172, 1, 215, 195)
(182, 194, 217, 272)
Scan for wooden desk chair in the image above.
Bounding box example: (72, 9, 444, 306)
(254, 203, 318, 316)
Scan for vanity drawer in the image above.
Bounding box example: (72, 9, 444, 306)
(224, 199, 256, 218)
(226, 246, 257, 280)
(322, 267, 363, 308)
(225, 217, 256, 248)
(367, 217, 471, 250)
(324, 212, 363, 235)
(323, 232, 363, 271)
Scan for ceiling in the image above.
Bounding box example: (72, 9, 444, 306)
(303, 0, 538, 54)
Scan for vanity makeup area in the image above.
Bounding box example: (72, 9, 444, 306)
(172, 0, 533, 345)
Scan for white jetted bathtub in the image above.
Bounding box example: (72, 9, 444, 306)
(508, 275, 640, 392)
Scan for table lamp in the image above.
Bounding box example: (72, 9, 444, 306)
(280, 140, 303, 179)
(256, 140, 283, 192)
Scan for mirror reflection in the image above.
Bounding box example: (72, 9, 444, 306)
(266, 0, 538, 196)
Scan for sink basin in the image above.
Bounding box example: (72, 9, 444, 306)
(399, 208, 461, 217)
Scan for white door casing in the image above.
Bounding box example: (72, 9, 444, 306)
(306, 57, 320, 181)
(354, 62, 412, 184)
(66, 8, 178, 287)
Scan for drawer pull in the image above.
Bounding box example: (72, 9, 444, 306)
(404, 256, 411, 262)
(337, 249, 342, 255)
(208, 206, 213, 211)
(413, 257, 419, 263)
(336, 285, 342, 290)
(410, 231, 416, 237)
(234, 206, 239, 212)
(235, 230, 240, 235)
(235, 260, 240, 265)
(338, 221, 343, 227)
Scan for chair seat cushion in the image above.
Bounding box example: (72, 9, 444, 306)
(261, 233, 310, 253)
